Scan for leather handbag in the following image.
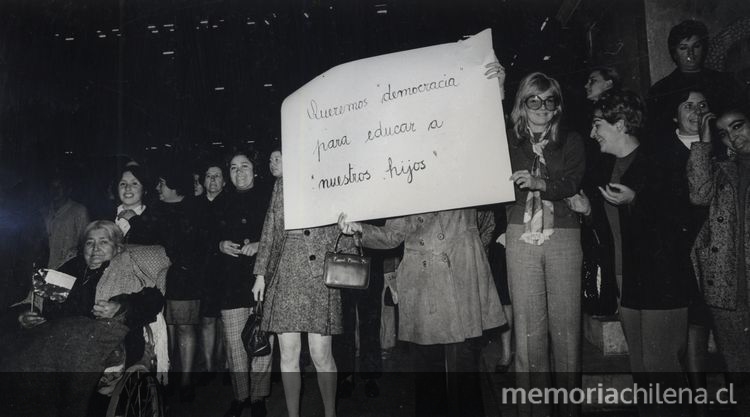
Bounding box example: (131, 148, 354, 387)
(581, 222, 618, 316)
(323, 233, 371, 290)
(241, 301, 272, 357)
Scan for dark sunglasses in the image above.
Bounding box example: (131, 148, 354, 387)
(525, 95, 560, 111)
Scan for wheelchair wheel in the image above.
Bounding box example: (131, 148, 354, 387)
(106, 364, 164, 417)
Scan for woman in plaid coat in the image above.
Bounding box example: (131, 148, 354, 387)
(253, 151, 352, 417)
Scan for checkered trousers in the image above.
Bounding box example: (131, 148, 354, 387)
(221, 307, 274, 400)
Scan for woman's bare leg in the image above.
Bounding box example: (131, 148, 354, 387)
(278, 332, 302, 417)
(308, 333, 337, 417)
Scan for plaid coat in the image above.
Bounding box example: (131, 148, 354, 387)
(254, 178, 353, 334)
(689, 142, 750, 310)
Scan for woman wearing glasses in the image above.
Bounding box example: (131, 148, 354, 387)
(506, 72, 585, 417)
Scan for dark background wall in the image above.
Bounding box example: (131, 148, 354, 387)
(0, 0, 585, 188)
(0, 0, 747, 197)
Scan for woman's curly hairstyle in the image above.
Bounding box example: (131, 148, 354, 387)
(593, 90, 646, 137)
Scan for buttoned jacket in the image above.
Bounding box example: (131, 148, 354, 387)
(361, 209, 505, 345)
(254, 178, 352, 281)
(689, 143, 750, 310)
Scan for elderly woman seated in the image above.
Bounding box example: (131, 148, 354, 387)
(0, 220, 169, 417)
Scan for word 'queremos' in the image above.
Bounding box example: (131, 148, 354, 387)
(307, 98, 368, 120)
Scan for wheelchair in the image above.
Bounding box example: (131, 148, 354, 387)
(105, 362, 164, 417)
(103, 322, 167, 417)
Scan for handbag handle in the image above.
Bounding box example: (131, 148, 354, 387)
(333, 232, 364, 256)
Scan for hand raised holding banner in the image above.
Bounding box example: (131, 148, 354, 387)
(337, 213, 363, 236)
(484, 61, 506, 99)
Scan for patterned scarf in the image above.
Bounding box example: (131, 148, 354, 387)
(520, 127, 555, 245)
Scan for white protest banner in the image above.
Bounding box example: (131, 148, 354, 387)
(281, 28, 514, 230)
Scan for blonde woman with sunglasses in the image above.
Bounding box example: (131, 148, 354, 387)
(505, 72, 586, 417)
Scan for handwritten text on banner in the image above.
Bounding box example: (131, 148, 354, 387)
(281, 29, 514, 229)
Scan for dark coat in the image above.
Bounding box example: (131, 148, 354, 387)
(660, 135, 710, 278)
(660, 135, 711, 323)
(196, 191, 228, 315)
(506, 127, 586, 229)
(45, 255, 164, 328)
(122, 206, 160, 245)
(212, 186, 270, 310)
(1, 254, 165, 369)
(689, 143, 750, 310)
(584, 148, 687, 309)
(155, 198, 203, 300)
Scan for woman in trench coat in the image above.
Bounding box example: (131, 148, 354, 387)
(338, 209, 504, 417)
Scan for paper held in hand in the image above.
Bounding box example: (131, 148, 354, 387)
(32, 269, 77, 305)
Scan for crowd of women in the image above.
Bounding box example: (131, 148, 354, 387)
(1, 18, 749, 417)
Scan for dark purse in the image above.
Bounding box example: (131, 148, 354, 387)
(581, 222, 618, 316)
(323, 233, 371, 290)
(241, 301, 272, 357)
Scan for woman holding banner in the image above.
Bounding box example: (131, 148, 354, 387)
(252, 149, 352, 417)
(338, 209, 505, 417)
(337, 62, 507, 417)
(505, 72, 585, 417)
(337, 209, 504, 417)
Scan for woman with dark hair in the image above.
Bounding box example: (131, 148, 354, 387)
(689, 106, 750, 416)
(268, 149, 282, 179)
(196, 162, 228, 380)
(253, 149, 350, 417)
(505, 71, 585, 417)
(193, 173, 205, 197)
(155, 165, 203, 401)
(659, 90, 713, 416)
(212, 150, 272, 417)
(648, 20, 742, 136)
(113, 165, 159, 245)
(579, 66, 622, 176)
(585, 66, 620, 103)
(570, 90, 688, 415)
(579, 67, 622, 320)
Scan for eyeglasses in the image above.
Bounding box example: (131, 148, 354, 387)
(525, 95, 560, 111)
(681, 101, 709, 113)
